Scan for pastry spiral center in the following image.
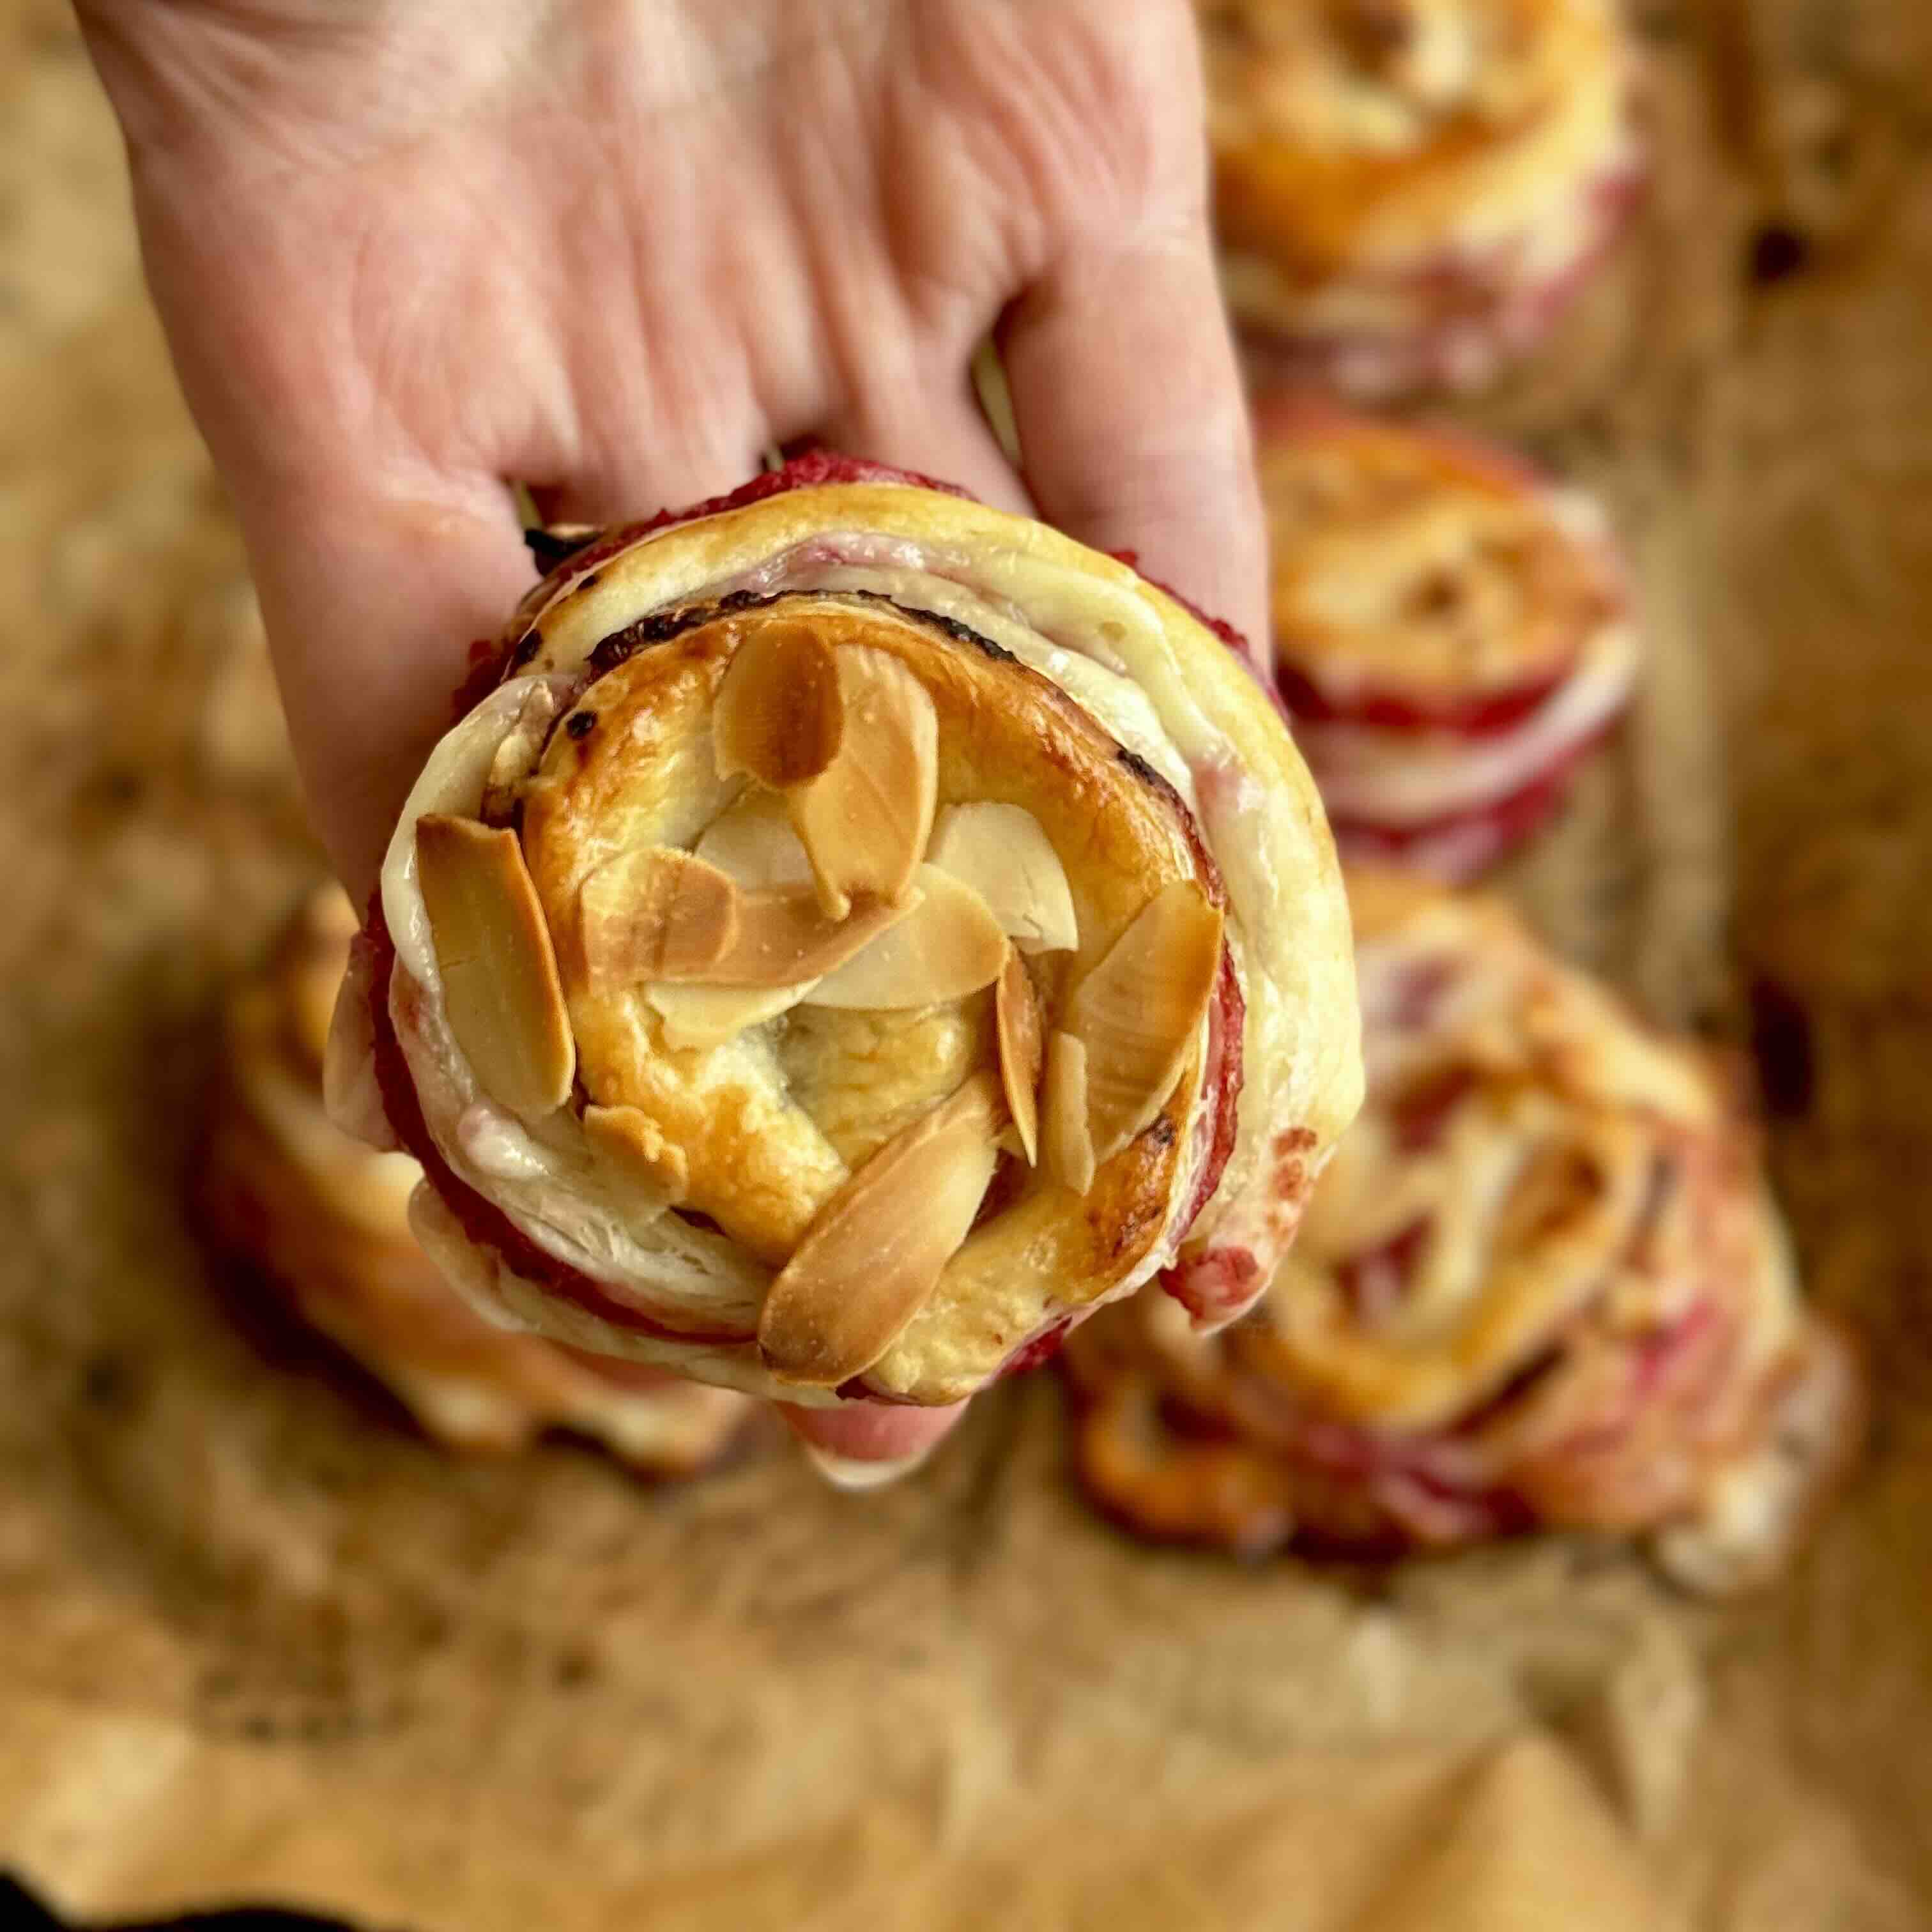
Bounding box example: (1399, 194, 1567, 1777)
(504, 594, 1218, 1341)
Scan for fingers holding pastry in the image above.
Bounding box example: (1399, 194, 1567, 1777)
(237, 479, 538, 910)
(778, 1397, 968, 1485)
(813, 365, 1035, 524)
(999, 234, 1269, 664)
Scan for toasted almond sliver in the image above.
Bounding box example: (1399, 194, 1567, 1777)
(480, 683, 562, 824)
(582, 1103, 689, 1206)
(788, 646, 937, 919)
(415, 813, 576, 1119)
(803, 865, 1008, 1010)
(1041, 1030, 1096, 1196)
(692, 790, 815, 891)
(757, 1071, 1005, 1385)
(1068, 881, 1223, 1164)
(712, 619, 845, 787)
(995, 950, 1045, 1165)
(578, 847, 741, 993)
(644, 980, 820, 1051)
(657, 884, 914, 988)
(928, 802, 1079, 954)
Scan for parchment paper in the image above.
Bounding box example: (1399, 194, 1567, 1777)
(2, 1, 1929, 1925)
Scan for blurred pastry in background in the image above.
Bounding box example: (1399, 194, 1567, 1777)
(1200, 0, 1644, 395)
(1064, 872, 1863, 1592)
(1257, 390, 1636, 882)
(199, 885, 751, 1473)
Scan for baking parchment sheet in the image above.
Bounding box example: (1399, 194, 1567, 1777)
(1, 1, 1929, 1925)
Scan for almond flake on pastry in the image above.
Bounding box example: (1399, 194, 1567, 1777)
(803, 866, 1008, 1010)
(785, 643, 937, 918)
(928, 801, 1079, 954)
(756, 1071, 1006, 1385)
(995, 951, 1046, 1166)
(415, 815, 576, 1120)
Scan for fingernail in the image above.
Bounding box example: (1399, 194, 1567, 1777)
(799, 1441, 935, 1492)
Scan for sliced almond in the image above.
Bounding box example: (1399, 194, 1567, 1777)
(928, 802, 1079, 954)
(383, 675, 573, 993)
(415, 813, 575, 1119)
(582, 1104, 689, 1206)
(787, 646, 937, 919)
(692, 790, 815, 891)
(804, 865, 1008, 1010)
(995, 950, 1045, 1165)
(1066, 881, 1224, 1165)
(658, 884, 914, 988)
(1041, 1030, 1096, 1196)
(480, 682, 561, 824)
(757, 1071, 1005, 1386)
(712, 620, 844, 787)
(643, 981, 820, 1051)
(578, 847, 740, 993)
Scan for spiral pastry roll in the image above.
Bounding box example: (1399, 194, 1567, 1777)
(1200, 0, 1645, 395)
(201, 885, 749, 1472)
(1258, 392, 1636, 881)
(332, 455, 1362, 1409)
(1066, 873, 1862, 1588)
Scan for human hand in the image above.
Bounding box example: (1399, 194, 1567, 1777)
(77, 0, 1266, 1471)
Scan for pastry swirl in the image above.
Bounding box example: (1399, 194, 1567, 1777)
(1066, 871, 1862, 1586)
(1257, 390, 1636, 880)
(201, 886, 750, 1472)
(337, 456, 1363, 1408)
(1200, 0, 1645, 394)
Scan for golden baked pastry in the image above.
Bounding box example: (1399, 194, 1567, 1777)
(201, 885, 749, 1472)
(1065, 871, 1862, 1588)
(1200, 0, 1645, 394)
(334, 454, 1363, 1410)
(1257, 390, 1636, 880)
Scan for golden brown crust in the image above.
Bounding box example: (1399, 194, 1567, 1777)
(519, 595, 1203, 1292)
(1257, 392, 1623, 706)
(1064, 873, 1860, 1575)
(1200, 0, 1640, 387)
(1202, 0, 1630, 275)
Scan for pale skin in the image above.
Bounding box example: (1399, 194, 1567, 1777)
(76, 0, 1267, 1470)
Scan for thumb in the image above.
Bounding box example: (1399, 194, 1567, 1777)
(998, 230, 1269, 667)
(236, 471, 535, 905)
